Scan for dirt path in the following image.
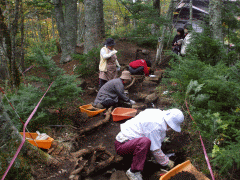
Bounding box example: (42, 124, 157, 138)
(30, 40, 192, 180)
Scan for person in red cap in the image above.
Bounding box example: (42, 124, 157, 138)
(129, 59, 151, 76)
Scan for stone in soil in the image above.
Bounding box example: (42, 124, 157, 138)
(110, 170, 128, 180)
(142, 80, 158, 87)
(168, 171, 197, 180)
(145, 92, 158, 103)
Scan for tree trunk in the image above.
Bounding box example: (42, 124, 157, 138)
(209, 0, 223, 41)
(65, 0, 78, 53)
(189, 0, 193, 24)
(154, 0, 177, 67)
(51, 14, 55, 39)
(0, 6, 20, 88)
(36, 15, 42, 43)
(10, 0, 21, 88)
(153, 0, 160, 15)
(20, 0, 25, 72)
(0, 97, 58, 179)
(151, 0, 161, 35)
(84, 0, 100, 54)
(53, 0, 78, 63)
(96, 0, 105, 39)
(77, 3, 85, 44)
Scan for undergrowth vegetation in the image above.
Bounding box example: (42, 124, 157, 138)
(3, 48, 83, 132)
(161, 28, 240, 177)
(73, 47, 100, 77)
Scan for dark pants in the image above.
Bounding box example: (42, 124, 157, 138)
(115, 137, 151, 172)
(129, 66, 144, 75)
(101, 99, 116, 109)
(172, 45, 181, 55)
(101, 99, 131, 109)
(99, 78, 107, 90)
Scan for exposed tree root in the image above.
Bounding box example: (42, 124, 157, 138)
(125, 76, 136, 89)
(70, 159, 88, 175)
(70, 145, 115, 177)
(78, 106, 113, 135)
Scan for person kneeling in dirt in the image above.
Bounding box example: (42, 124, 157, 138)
(128, 59, 151, 76)
(115, 108, 184, 180)
(93, 70, 136, 109)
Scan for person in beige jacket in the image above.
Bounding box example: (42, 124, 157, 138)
(99, 38, 121, 89)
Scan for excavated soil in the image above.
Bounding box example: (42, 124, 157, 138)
(26, 40, 192, 180)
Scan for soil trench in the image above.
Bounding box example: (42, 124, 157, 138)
(31, 40, 191, 180)
(67, 70, 190, 180)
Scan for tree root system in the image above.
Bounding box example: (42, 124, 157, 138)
(70, 145, 115, 177)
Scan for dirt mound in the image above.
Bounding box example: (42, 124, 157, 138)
(169, 171, 197, 180)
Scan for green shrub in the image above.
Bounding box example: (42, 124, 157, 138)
(75, 47, 100, 77)
(3, 84, 48, 131)
(3, 48, 83, 131)
(0, 151, 32, 180)
(25, 39, 58, 66)
(187, 30, 226, 66)
(161, 48, 240, 175)
(211, 129, 240, 174)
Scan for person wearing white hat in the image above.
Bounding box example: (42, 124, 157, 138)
(114, 108, 184, 180)
(93, 70, 136, 109)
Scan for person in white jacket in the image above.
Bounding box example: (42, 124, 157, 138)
(114, 108, 184, 180)
(181, 23, 193, 56)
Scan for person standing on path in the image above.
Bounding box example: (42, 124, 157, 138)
(114, 108, 184, 180)
(172, 28, 185, 55)
(181, 23, 193, 56)
(99, 38, 121, 89)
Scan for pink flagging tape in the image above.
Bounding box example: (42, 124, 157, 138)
(1, 82, 53, 180)
(22, 65, 34, 75)
(200, 134, 215, 180)
(0, 87, 39, 147)
(185, 101, 215, 180)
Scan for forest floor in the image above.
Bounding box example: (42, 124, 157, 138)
(24, 40, 211, 180)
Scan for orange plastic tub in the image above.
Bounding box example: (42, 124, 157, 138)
(160, 160, 210, 180)
(111, 107, 137, 122)
(79, 104, 106, 117)
(20, 132, 54, 149)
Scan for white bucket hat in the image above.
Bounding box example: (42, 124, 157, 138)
(164, 109, 184, 132)
(120, 70, 132, 80)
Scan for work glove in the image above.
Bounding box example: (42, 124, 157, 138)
(110, 50, 118, 56)
(129, 100, 136, 105)
(167, 160, 174, 169)
(163, 137, 171, 143)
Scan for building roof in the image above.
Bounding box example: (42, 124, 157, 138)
(177, 0, 209, 13)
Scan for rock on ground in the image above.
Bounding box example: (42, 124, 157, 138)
(110, 171, 128, 180)
(142, 80, 158, 87)
(145, 92, 158, 103)
(134, 92, 148, 101)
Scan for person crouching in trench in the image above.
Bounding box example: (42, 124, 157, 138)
(93, 70, 136, 109)
(115, 108, 184, 180)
